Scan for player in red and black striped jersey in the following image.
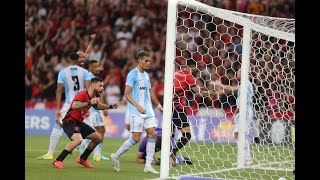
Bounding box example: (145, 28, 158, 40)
(171, 59, 223, 164)
(52, 76, 119, 169)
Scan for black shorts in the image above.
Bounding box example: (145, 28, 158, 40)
(62, 120, 96, 140)
(172, 108, 189, 129)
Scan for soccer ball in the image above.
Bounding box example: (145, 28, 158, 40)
(278, 178, 286, 180)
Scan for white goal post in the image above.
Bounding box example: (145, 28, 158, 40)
(161, 0, 295, 179)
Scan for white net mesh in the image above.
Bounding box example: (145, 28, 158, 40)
(167, 1, 295, 179)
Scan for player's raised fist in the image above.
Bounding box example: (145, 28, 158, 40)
(112, 102, 119, 109)
(90, 97, 99, 105)
(90, 34, 96, 40)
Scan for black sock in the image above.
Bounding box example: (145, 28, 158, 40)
(56, 149, 71, 162)
(172, 132, 191, 155)
(171, 133, 176, 139)
(254, 137, 260, 144)
(80, 147, 94, 160)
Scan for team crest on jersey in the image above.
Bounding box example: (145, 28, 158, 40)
(140, 87, 147, 90)
(74, 127, 79, 131)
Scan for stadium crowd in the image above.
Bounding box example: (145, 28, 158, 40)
(25, 0, 295, 117)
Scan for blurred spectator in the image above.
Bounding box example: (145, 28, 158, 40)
(25, 0, 295, 113)
(90, 44, 103, 62)
(247, 0, 265, 15)
(104, 74, 121, 105)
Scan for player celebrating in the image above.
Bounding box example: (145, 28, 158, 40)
(77, 60, 110, 161)
(111, 51, 163, 174)
(38, 52, 91, 160)
(171, 59, 222, 165)
(52, 77, 119, 169)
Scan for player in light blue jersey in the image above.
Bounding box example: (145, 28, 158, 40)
(211, 69, 255, 166)
(77, 60, 112, 161)
(38, 52, 91, 160)
(233, 69, 254, 166)
(111, 51, 163, 174)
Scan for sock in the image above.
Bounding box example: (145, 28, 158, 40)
(115, 138, 136, 159)
(172, 132, 191, 155)
(48, 128, 63, 154)
(94, 143, 102, 157)
(176, 156, 184, 164)
(80, 139, 91, 147)
(253, 119, 260, 137)
(80, 147, 94, 160)
(244, 135, 251, 161)
(171, 133, 176, 139)
(56, 149, 71, 162)
(145, 138, 155, 167)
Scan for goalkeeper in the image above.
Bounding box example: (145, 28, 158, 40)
(136, 128, 193, 165)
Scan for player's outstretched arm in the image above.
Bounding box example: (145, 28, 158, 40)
(191, 85, 219, 97)
(93, 101, 119, 110)
(85, 34, 96, 59)
(210, 81, 239, 93)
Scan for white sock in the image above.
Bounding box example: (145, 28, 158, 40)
(253, 118, 260, 137)
(189, 120, 196, 141)
(94, 143, 102, 156)
(244, 135, 251, 160)
(115, 138, 136, 159)
(176, 156, 184, 164)
(80, 138, 91, 147)
(145, 138, 156, 167)
(48, 127, 63, 154)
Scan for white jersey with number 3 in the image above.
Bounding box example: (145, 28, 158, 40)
(57, 65, 91, 104)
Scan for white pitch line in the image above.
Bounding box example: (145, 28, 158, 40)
(148, 160, 295, 180)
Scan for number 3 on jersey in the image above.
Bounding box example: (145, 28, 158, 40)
(72, 76, 80, 91)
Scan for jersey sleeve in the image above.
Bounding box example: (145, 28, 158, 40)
(186, 74, 196, 87)
(73, 91, 87, 102)
(126, 70, 136, 87)
(138, 137, 148, 154)
(83, 69, 92, 80)
(57, 71, 64, 84)
(236, 88, 240, 109)
(147, 74, 151, 89)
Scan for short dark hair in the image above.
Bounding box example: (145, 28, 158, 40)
(186, 59, 196, 67)
(136, 51, 150, 61)
(91, 76, 103, 84)
(89, 59, 99, 65)
(69, 52, 79, 61)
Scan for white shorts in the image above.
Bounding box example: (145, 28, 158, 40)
(54, 103, 70, 129)
(130, 115, 157, 132)
(234, 113, 253, 133)
(83, 111, 105, 128)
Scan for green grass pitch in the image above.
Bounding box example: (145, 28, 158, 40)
(26, 135, 294, 180)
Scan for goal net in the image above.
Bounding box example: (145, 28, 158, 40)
(160, 0, 295, 179)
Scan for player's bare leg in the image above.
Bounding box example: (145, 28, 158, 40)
(93, 126, 110, 161)
(53, 133, 83, 169)
(77, 132, 102, 168)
